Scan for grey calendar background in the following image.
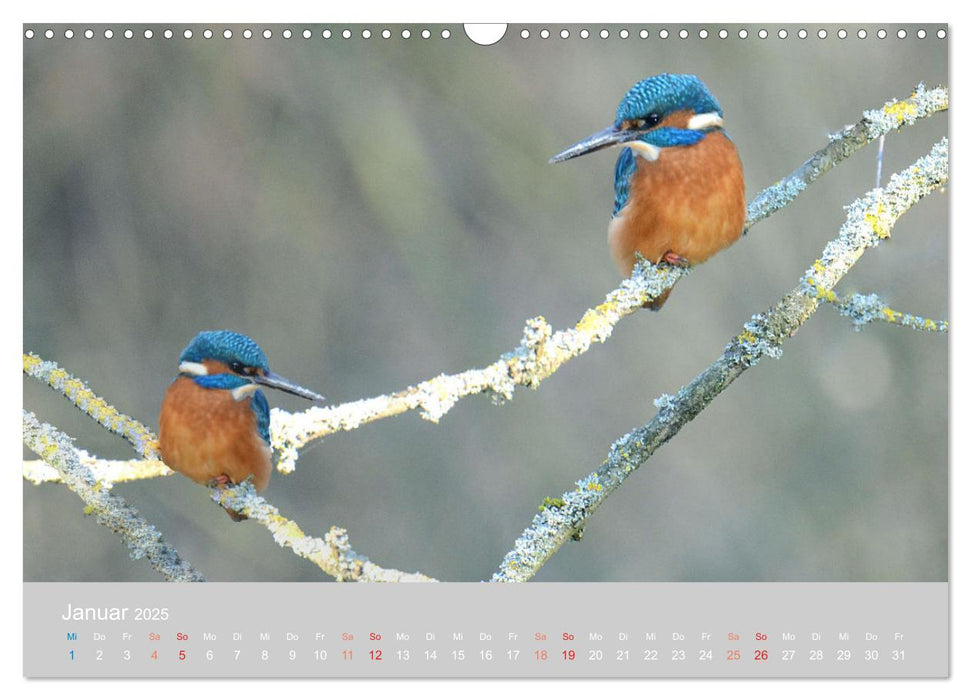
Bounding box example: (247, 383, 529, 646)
(24, 582, 949, 677)
(23, 24, 948, 583)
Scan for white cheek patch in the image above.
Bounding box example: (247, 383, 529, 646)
(231, 383, 259, 402)
(687, 111, 724, 131)
(627, 141, 661, 161)
(178, 361, 209, 376)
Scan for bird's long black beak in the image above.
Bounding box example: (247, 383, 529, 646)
(253, 371, 325, 402)
(550, 124, 635, 163)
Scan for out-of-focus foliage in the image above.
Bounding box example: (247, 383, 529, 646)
(24, 24, 947, 582)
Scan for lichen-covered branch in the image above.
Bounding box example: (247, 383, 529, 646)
(210, 482, 437, 582)
(22, 410, 205, 582)
(814, 288, 948, 332)
(271, 85, 948, 474)
(22, 455, 172, 486)
(23, 353, 162, 460)
(492, 138, 949, 582)
(745, 84, 947, 227)
(270, 264, 688, 472)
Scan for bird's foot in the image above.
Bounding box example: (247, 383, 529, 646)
(661, 251, 690, 267)
(206, 476, 250, 521)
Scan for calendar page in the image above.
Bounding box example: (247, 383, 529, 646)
(22, 21, 949, 680)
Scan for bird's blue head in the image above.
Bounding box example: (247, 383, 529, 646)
(615, 74, 722, 126)
(176, 330, 324, 402)
(550, 73, 726, 164)
(179, 330, 269, 374)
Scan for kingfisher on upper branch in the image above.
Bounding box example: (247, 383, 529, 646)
(158, 330, 324, 521)
(550, 73, 746, 309)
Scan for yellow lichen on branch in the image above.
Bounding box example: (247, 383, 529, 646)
(23, 352, 161, 459)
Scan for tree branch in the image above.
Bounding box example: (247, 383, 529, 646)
(22, 456, 171, 486)
(210, 482, 437, 582)
(815, 288, 948, 332)
(22, 410, 205, 582)
(23, 352, 162, 460)
(492, 138, 948, 582)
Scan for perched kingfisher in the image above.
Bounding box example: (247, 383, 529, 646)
(158, 330, 324, 521)
(551, 74, 746, 309)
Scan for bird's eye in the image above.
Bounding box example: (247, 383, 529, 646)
(622, 114, 662, 131)
(229, 361, 245, 374)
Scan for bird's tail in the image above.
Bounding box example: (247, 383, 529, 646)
(645, 286, 674, 310)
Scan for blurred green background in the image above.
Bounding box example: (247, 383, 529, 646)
(24, 24, 947, 582)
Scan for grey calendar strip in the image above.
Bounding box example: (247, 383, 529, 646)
(24, 582, 947, 678)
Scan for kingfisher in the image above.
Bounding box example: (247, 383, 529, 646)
(551, 73, 746, 309)
(158, 330, 324, 521)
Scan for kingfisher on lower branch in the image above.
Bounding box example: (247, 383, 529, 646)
(158, 330, 324, 521)
(550, 73, 746, 309)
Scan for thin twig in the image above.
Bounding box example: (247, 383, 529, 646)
(813, 287, 948, 332)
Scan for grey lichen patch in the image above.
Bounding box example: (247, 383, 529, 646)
(628, 257, 689, 306)
(324, 527, 362, 582)
(733, 313, 784, 364)
(651, 392, 681, 422)
(842, 292, 885, 328)
(746, 176, 808, 225)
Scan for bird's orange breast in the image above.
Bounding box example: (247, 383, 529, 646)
(158, 376, 272, 492)
(608, 129, 745, 276)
